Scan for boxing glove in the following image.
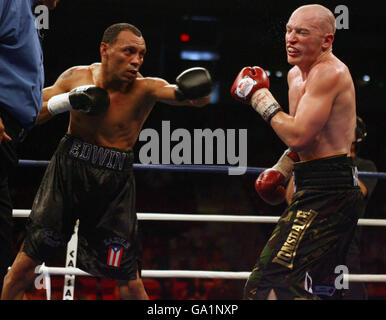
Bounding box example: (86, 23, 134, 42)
(255, 149, 299, 205)
(47, 85, 110, 116)
(230, 66, 269, 103)
(175, 67, 213, 101)
(231, 66, 282, 122)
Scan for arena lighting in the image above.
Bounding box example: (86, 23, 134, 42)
(180, 50, 220, 61)
(362, 75, 370, 82)
(275, 71, 283, 78)
(265, 70, 271, 77)
(180, 33, 190, 42)
(209, 82, 220, 104)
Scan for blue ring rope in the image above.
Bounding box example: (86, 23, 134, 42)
(17, 159, 386, 179)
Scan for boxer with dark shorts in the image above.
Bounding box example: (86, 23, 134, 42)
(246, 155, 363, 299)
(23, 134, 140, 280)
(231, 5, 361, 299)
(280, 118, 378, 299)
(2, 23, 212, 300)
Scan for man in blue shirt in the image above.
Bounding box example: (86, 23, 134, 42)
(0, 0, 59, 295)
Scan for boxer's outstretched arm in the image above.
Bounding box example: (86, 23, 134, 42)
(148, 67, 212, 107)
(147, 77, 210, 107)
(270, 66, 339, 151)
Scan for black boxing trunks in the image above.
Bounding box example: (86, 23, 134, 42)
(23, 134, 141, 280)
(244, 155, 364, 300)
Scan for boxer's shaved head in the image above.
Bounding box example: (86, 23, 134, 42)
(286, 4, 336, 66)
(102, 23, 143, 45)
(291, 4, 336, 35)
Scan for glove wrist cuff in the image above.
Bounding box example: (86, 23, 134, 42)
(251, 88, 282, 122)
(174, 87, 186, 101)
(47, 92, 71, 115)
(272, 149, 298, 181)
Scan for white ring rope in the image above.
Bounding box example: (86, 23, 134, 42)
(11, 208, 386, 301)
(33, 266, 386, 283)
(12, 210, 386, 227)
(12, 163, 385, 299)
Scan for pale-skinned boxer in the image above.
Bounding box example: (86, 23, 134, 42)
(231, 4, 363, 299)
(2, 23, 212, 300)
(284, 118, 377, 300)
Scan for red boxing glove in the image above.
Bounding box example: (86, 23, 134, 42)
(231, 66, 283, 122)
(255, 149, 299, 205)
(230, 66, 270, 104)
(255, 169, 287, 205)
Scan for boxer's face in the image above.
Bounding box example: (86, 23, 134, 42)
(101, 30, 146, 83)
(38, 0, 60, 9)
(285, 9, 327, 67)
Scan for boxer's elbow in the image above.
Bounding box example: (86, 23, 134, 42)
(35, 105, 54, 125)
(285, 131, 313, 152)
(287, 138, 306, 152)
(272, 115, 316, 151)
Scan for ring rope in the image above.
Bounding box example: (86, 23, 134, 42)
(12, 210, 386, 227)
(11, 209, 386, 299)
(13, 160, 385, 299)
(17, 160, 386, 179)
(32, 266, 386, 283)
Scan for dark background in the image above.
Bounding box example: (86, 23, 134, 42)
(10, 0, 385, 299)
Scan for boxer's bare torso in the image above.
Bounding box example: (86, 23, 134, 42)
(39, 64, 172, 150)
(64, 64, 157, 150)
(270, 4, 357, 161)
(287, 53, 356, 161)
(38, 63, 208, 150)
(38, 29, 209, 150)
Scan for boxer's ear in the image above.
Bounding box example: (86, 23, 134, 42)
(322, 33, 334, 50)
(100, 42, 109, 58)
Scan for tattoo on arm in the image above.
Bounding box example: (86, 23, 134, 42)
(59, 69, 74, 80)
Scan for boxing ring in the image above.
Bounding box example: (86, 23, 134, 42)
(12, 160, 386, 300)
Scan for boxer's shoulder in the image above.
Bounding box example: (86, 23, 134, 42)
(57, 65, 96, 90)
(59, 65, 93, 79)
(135, 76, 169, 94)
(287, 66, 301, 83)
(139, 76, 168, 85)
(288, 66, 300, 77)
(89, 62, 101, 73)
(310, 56, 348, 81)
(306, 61, 343, 92)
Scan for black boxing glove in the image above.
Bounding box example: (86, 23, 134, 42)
(174, 67, 213, 101)
(47, 85, 110, 116)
